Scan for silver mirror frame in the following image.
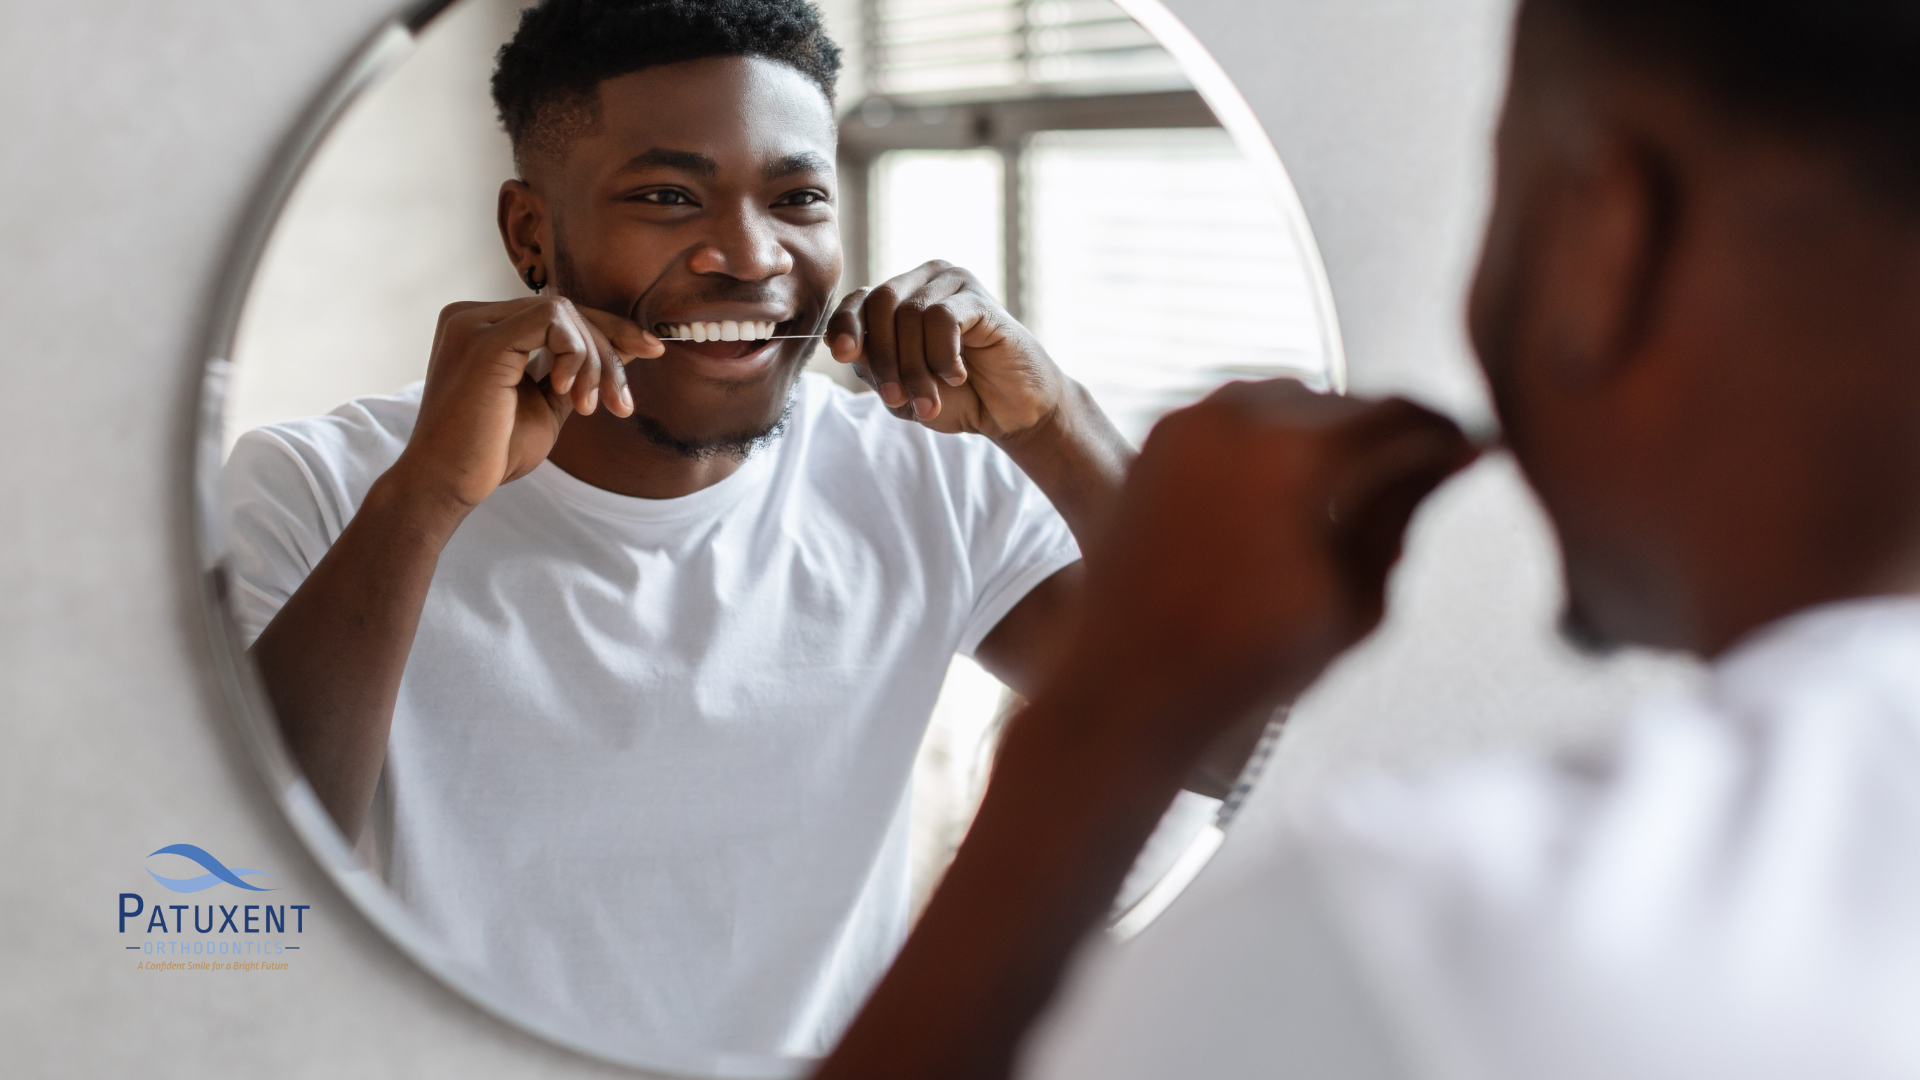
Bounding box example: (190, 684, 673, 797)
(189, 1, 1345, 1074)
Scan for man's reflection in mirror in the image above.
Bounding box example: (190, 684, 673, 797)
(219, 0, 1256, 1058)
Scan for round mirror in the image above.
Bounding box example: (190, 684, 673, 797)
(193, 0, 1342, 1074)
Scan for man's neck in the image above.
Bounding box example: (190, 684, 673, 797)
(545, 408, 750, 500)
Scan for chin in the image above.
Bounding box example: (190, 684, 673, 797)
(1557, 552, 1693, 656)
(624, 361, 801, 462)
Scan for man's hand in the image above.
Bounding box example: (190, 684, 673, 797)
(826, 261, 1067, 441)
(1059, 379, 1479, 760)
(391, 297, 662, 513)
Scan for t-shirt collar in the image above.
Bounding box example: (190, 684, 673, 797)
(520, 431, 783, 525)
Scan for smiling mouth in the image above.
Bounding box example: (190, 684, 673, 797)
(653, 319, 795, 362)
(660, 319, 781, 343)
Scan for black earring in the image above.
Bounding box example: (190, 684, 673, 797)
(523, 265, 546, 293)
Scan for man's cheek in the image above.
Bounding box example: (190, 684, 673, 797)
(796, 229, 844, 292)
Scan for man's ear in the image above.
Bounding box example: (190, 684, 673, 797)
(1529, 133, 1678, 389)
(498, 179, 551, 288)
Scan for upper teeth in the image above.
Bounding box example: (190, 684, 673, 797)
(665, 320, 778, 342)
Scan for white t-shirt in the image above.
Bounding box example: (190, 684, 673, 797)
(1024, 596, 1920, 1080)
(221, 373, 1080, 1072)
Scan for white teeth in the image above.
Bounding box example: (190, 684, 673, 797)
(664, 320, 781, 341)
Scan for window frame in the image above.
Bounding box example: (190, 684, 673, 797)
(836, 88, 1221, 320)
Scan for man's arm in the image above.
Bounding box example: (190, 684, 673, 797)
(249, 297, 653, 839)
(815, 380, 1476, 1080)
(826, 262, 1275, 795)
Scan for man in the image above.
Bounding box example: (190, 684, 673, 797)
(221, 0, 1164, 1060)
(818, 1, 1920, 1078)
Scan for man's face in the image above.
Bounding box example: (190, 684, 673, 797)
(531, 56, 842, 455)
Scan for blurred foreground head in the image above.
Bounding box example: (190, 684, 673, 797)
(1472, 0, 1920, 656)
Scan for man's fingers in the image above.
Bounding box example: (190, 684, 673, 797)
(1325, 417, 1477, 604)
(575, 304, 663, 361)
(577, 314, 633, 417)
(482, 299, 589, 389)
(826, 289, 869, 365)
(922, 303, 968, 392)
(892, 299, 943, 421)
(855, 262, 958, 412)
(544, 307, 593, 402)
(894, 269, 975, 414)
(559, 299, 604, 415)
(861, 286, 908, 410)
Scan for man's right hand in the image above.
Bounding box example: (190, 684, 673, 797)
(389, 297, 662, 513)
(1056, 379, 1479, 760)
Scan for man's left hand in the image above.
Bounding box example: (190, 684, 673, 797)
(827, 261, 1066, 440)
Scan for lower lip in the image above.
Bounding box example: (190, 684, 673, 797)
(656, 336, 790, 380)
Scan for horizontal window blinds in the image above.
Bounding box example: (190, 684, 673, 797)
(1024, 129, 1332, 442)
(863, 0, 1189, 100)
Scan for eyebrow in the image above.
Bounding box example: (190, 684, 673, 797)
(763, 151, 835, 181)
(612, 148, 835, 184)
(616, 148, 719, 178)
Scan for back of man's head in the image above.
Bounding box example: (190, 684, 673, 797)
(1477, 1, 1920, 655)
(1543, 0, 1920, 207)
(491, 0, 842, 175)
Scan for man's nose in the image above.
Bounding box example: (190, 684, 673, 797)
(688, 205, 794, 281)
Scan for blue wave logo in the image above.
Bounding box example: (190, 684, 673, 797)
(145, 844, 275, 893)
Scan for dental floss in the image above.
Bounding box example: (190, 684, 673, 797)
(655, 334, 829, 343)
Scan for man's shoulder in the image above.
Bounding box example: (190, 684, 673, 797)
(223, 382, 423, 501)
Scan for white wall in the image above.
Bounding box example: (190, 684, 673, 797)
(225, 0, 524, 449)
(0, 0, 1695, 1076)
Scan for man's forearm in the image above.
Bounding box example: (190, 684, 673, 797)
(249, 469, 469, 839)
(817, 665, 1209, 1080)
(994, 379, 1135, 551)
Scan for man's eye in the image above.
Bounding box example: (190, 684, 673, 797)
(636, 189, 695, 206)
(777, 190, 829, 207)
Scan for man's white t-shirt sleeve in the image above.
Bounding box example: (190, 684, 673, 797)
(951, 439, 1082, 658)
(221, 429, 342, 648)
(220, 387, 417, 649)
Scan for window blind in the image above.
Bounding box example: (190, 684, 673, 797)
(863, 0, 1189, 100)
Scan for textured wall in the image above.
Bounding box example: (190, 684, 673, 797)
(0, 0, 1692, 1076)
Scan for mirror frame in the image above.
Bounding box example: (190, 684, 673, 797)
(188, 0, 1345, 1073)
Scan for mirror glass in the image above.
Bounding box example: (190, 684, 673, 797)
(200, 0, 1340, 1074)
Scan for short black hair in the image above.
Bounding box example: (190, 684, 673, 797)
(1544, 0, 1920, 201)
(491, 0, 842, 172)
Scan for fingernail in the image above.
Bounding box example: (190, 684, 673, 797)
(619, 385, 633, 411)
(586, 388, 599, 412)
(880, 382, 906, 407)
(941, 373, 966, 387)
(834, 334, 857, 357)
(913, 397, 936, 420)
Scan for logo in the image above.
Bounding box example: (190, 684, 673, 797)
(118, 843, 310, 971)
(145, 844, 275, 893)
